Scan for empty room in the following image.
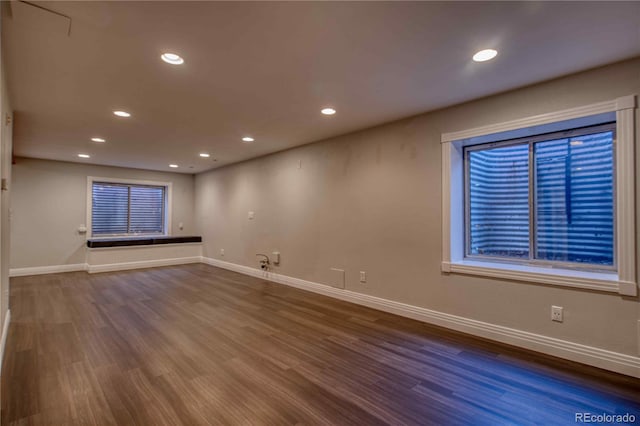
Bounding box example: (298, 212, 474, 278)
(0, 1, 639, 424)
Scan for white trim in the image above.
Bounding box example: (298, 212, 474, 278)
(201, 257, 640, 378)
(441, 95, 637, 296)
(87, 256, 201, 274)
(614, 106, 636, 293)
(616, 95, 636, 110)
(441, 140, 462, 273)
(10, 241, 203, 277)
(441, 95, 635, 143)
(202, 256, 270, 279)
(9, 263, 87, 277)
(441, 144, 451, 269)
(0, 309, 10, 376)
(86, 176, 173, 239)
(442, 260, 622, 294)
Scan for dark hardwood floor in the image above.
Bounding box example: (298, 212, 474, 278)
(2, 264, 639, 425)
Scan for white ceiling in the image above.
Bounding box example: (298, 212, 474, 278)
(4, 1, 640, 173)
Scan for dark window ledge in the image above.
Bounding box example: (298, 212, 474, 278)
(87, 236, 202, 248)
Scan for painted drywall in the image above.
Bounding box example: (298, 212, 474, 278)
(86, 244, 202, 273)
(195, 58, 640, 357)
(10, 158, 196, 269)
(1, 14, 13, 354)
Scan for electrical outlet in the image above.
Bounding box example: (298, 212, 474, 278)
(551, 305, 563, 322)
(248, 211, 255, 220)
(220, 248, 225, 257)
(359, 271, 366, 283)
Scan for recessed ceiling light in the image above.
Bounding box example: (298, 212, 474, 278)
(169, 164, 179, 168)
(78, 154, 90, 158)
(321, 108, 336, 115)
(242, 136, 254, 142)
(570, 140, 583, 146)
(199, 153, 210, 158)
(113, 110, 131, 118)
(472, 49, 498, 62)
(91, 137, 106, 143)
(161, 53, 184, 65)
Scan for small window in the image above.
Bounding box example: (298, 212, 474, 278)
(91, 181, 167, 237)
(464, 123, 615, 271)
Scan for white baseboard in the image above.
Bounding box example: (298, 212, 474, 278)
(0, 309, 10, 375)
(10, 257, 203, 276)
(9, 263, 88, 277)
(87, 256, 201, 273)
(202, 256, 640, 378)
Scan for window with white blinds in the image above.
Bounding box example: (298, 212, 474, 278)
(91, 182, 166, 236)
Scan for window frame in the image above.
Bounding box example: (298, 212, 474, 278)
(86, 176, 172, 239)
(441, 95, 636, 296)
(463, 123, 617, 272)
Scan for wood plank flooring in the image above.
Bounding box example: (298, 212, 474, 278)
(2, 264, 639, 425)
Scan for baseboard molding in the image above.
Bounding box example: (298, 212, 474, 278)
(0, 309, 10, 375)
(202, 256, 640, 378)
(11, 257, 203, 276)
(9, 263, 88, 277)
(202, 256, 269, 280)
(87, 256, 201, 274)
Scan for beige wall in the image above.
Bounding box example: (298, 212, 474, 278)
(10, 158, 196, 269)
(1, 25, 12, 338)
(195, 58, 640, 357)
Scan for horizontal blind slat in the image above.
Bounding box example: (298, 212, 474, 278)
(91, 182, 165, 236)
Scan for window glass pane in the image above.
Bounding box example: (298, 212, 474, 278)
(92, 182, 166, 236)
(129, 186, 165, 234)
(92, 183, 129, 235)
(468, 144, 530, 258)
(535, 131, 614, 265)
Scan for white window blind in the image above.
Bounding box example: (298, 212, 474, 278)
(91, 182, 166, 236)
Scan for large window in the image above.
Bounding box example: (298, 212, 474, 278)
(465, 124, 615, 270)
(441, 95, 636, 296)
(91, 181, 167, 237)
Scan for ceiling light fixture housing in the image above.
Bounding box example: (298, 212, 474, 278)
(199, 153, 210, 158)
(242, 136, 254, 142)
(321, 108, 336, 115)
(161, 53, 184, 65)
(113, 110, 131, 117)
(91, 137, 106, 143)
(472, 49, 498, 62)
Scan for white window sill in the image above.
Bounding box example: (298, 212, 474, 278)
(441, 260, 637, 296)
